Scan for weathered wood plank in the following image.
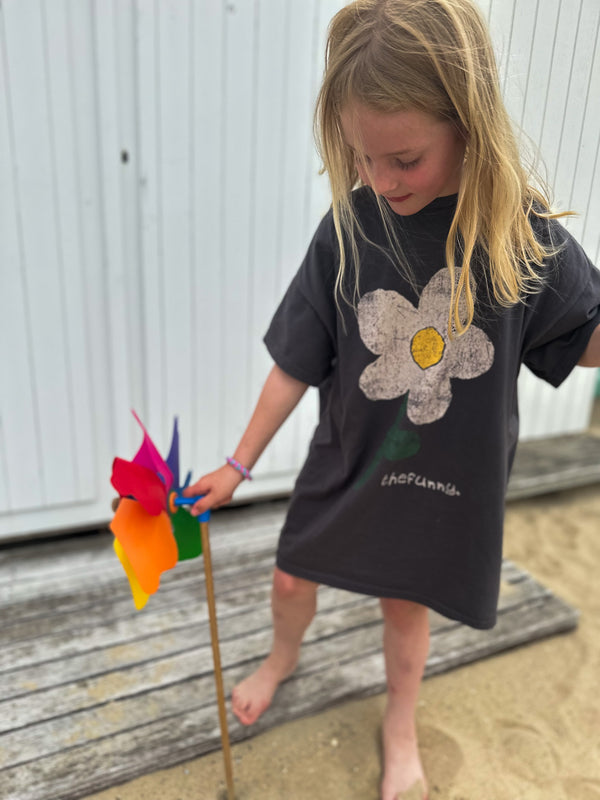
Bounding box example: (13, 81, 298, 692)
(507, 433, 600, 499)
(0, 568, 553, 734)
(0, 550, 548, 681)
(0, 563, 573, 762)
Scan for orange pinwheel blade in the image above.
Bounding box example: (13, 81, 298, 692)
(110, 498, 178, 595)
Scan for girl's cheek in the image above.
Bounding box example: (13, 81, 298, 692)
(356, 164, 369, 186)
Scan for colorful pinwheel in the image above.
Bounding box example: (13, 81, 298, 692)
(109, 411, 208, 609)
(109, 412, 235, 799)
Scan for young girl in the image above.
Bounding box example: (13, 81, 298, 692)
(186, 1, 600, 798)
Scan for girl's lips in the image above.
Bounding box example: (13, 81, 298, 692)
(386, 194, 412, 202)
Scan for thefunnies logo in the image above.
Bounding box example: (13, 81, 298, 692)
(381, 470, 461, 497)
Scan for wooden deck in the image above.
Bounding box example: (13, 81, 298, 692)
(507, 431, 600, 499)
(1, 432, 598, 800)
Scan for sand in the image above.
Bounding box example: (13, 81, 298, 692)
(85, 477, 600, 799)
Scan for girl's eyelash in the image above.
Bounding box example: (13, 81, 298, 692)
(352, 152, 420, 171)
(395, 158, 420, 170)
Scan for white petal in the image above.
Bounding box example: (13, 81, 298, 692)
(418, 268, 452, 315)
(419, 267, 468, 326)
(358, 289, 417, 355)
(447, 325, 494, 379)
(407, 375, 453, 425)
(359, 353, 412, 400)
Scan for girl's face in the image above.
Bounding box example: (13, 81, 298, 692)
(340, 103, 466, 216)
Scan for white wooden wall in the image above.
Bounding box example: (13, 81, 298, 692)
(0, 0, 598, 541)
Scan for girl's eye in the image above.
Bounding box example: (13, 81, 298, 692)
(395, 157, 420, 171)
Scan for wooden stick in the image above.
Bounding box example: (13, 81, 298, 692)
(200, 520, 236, 800)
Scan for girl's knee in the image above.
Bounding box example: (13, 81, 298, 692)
(272, 567, 318, 600)
(380, 597, 429, 629)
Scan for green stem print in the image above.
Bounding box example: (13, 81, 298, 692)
(355, 394, 421, 489)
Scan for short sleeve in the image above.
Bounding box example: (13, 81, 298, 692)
(264, 211, 338, 386)
(522, 222, 600, 387)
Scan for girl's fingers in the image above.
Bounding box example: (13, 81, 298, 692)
(190, 493, 212, 516)
(182, 480, 206, 498)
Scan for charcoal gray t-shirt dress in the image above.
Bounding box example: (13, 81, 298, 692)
(264, 188, 600, 629)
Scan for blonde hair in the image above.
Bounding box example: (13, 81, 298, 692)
(315, 0, 571, 334)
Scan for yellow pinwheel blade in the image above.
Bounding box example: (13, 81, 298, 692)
(113, 537, 149, 610)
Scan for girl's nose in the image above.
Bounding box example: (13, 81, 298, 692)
(370, 163, 399, 196)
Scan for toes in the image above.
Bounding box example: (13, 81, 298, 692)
(231, 690, 257, 725)
(232, 702, 258, 726)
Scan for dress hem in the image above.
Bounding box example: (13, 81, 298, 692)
(276, 555, 497, 631)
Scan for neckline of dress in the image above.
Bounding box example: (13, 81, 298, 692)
(407, 193, 458, 217)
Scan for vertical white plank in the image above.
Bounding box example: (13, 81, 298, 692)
(521, 0, 561, 163)
(564, 5, 600, 245)
(159, 0, 193, 455)
(538, 0, 583, 202)
(500, 0, 538, 127)
(137, 0, 195, 462)
(488, 0, 517, 93)
(189, 2, 226, 478)
(248, 0, 289, 478)
(582, 133, 600, 260)
(475, 0, 493, 22)
(555, 0, 600, 235)
(308, 0, 345, 233)
(94, 0, 144, 456)
(42, 0, 97, 501)
(0, 420, 9, 512)
(67, 0, 115, 500)
(220, 1, 257, 458)
(2, 0, 78, 506)
(136, 0, 165, 451)
(0, 5, 44, 512)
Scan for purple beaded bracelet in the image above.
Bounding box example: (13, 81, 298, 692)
(226, 457, 253, 481)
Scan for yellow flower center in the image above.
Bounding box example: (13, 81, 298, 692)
(411, 327, 445, 370)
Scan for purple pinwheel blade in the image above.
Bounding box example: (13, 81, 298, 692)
(165, 417, 180, 489)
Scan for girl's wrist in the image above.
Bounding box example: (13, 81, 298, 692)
(225, 456, 253, 481)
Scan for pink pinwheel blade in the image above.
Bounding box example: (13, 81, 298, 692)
(131, 409, 173, 491)
(110, 457, 167, 516)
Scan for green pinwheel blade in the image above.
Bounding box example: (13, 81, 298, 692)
(170, 506, 203, 561)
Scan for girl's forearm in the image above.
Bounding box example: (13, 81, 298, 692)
(232, 364, 309, 470)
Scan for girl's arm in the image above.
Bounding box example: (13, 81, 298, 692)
(184, 364, 309, 515)
(578, 323, 600, 367)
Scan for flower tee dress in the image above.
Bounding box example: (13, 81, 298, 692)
(264, 188, 600, 629)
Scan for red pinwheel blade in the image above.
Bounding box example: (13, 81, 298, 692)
(110, 457, 167, 516)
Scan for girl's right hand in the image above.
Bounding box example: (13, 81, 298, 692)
(182, 464, 244, 517)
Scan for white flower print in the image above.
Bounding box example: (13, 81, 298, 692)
(358, 268, 494, 425)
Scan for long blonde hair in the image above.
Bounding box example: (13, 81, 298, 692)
(315, 0, 570, 334)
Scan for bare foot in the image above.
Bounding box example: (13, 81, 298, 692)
(231, 654, 297, 725)
(381, 713, 427, 800)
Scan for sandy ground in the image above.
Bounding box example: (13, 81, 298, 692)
(86, 452, 600, 799)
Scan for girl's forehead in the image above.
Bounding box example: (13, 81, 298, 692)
(340, 103, 447, 154)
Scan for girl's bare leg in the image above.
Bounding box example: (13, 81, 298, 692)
(231, 566, 318, 725)
(379, 598, 430, 800)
